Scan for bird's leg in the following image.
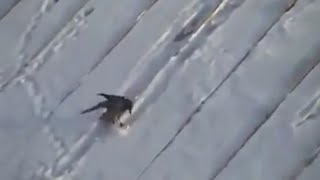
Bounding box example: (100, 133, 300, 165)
(113, 114, 120, 126)
(119, 122, 125, 128)
(112, 113, 126, 128)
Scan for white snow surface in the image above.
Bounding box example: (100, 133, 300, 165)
(0, 0, 320, 180)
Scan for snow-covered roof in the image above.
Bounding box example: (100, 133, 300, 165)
(0, 0, 319, 179)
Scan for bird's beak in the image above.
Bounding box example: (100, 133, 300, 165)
(129, 109, 132, 114)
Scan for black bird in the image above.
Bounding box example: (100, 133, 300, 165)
(81, 93, 133, 125)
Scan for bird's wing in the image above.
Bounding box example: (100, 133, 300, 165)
(80, 101, 107, 114)
(97, 93, 123, 101)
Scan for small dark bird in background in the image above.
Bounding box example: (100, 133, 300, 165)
(81, 93, 133, 125)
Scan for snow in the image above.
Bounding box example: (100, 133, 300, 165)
(297, 150, 320, 180)
(0, 0, 20, 20)
(0, 0, 320, 180)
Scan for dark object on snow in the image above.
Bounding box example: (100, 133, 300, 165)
(173, 27, 195, 42)
(173, 16, 199, 42)
(81, 93, 133, 124)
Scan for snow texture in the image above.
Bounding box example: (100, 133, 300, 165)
(0, 0, 320, 179)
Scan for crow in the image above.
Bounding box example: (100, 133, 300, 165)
(81, 93, 133, 125)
